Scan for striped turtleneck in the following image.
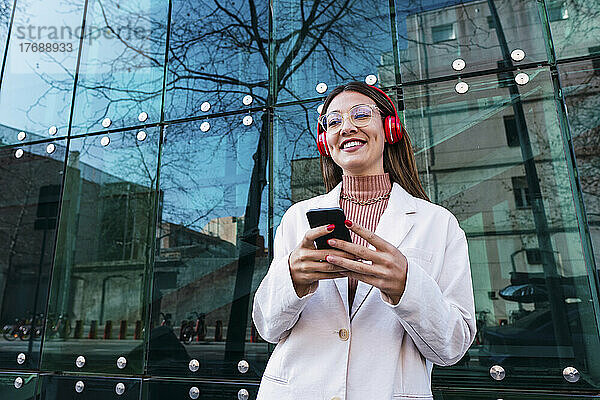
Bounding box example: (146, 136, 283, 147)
(339, 173, 391, 312)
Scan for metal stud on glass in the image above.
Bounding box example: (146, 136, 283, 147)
(76, 355, 86, 368)
(316, 82, 328, 94)
(17, 353, 26, 365)
(201, 101, 211, 112)
(238, 388, 249, 400)
(189, 386, 200, 399)
(46, 143, 56, 154)
(75, 381, 85, 393)
(452, 58, 466, 71)
(137, 130, 147, 141)
(243, 95, 253, 105)
(15, 149, 24, 159)
(115, 382, 126, 395)
(238, 360, 249, 374)
(189, 359, 200, 372)
(489, 365, 505, 381)
(17, 131, 26, 141)
(365, 74, 377, 85)
(243, 115, 253, 126)
(455, 81, 469, 94)
(48, 126, 58, 136)
(14, 377, 23, 389)
(510, 49, 525, 62)
(515, 72, 529, 85)
(200, 122, 211, 132)
(102, 118, 112, 128)
(117, 356, 127, 369)
(101, 136, 110, 146)
(563, 367, 580, 383)
(138, 112, 148, 122)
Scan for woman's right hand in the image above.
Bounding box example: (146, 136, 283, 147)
(289, 224, 354, 297)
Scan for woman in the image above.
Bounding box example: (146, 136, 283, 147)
(252, 81, 476, 400)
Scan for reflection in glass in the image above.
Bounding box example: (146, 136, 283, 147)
(0, 140, 66, 370)
(38, 374, 141, 399)
(402, 67, 600, 388)
(273, 100, 325, 227)
(559, 59, 600, 287)
(148, 115, 269, 379)
(146, 379, 258, 400)
(70, 0, 167, 132)
(0, 0, 82, 145)
(274, 0, 396, 102)
(547, 0, 600, 59)
(41, 129, 159, 374)
(0, 0, 13, 69)
(396, 0, 548, 82)
(164, 0, 268, 120)
(0, 372, 37, 399)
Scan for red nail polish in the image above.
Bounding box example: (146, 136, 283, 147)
(327, 224, 335, 231)
(344, 219, 352, 227)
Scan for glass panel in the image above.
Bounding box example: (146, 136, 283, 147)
(0, 372, 38, 399)
(396, 0, 548, 82)
(39, 375, 141, 400)
(164, 0, 268, 120)
(401, 67, 600, 389)
(273, 99, 324, 227)
(546, 0, 600, 59)
(70, 0, 167, 133)
(273, 0, 398, 103)
(41, 128, 160, 374)
(433, 388, 597, 399)
(559, 59, 600, 270)
(0, 0, 83, 146)
(0, 0, 14, 67)
(145, 379, 258, 400)
(0, 139, 66, 370)
(147, 113, 269, 379)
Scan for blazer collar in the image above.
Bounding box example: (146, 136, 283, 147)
(324, 181, 418, 318)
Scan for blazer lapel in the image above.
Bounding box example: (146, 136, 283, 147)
(373, 183, 417, 249)
(350, 183, 418, 319)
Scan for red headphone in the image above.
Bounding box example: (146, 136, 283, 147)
(316, 85, 406, 157)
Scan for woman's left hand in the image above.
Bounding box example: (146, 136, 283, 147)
(325, 220, 408, 305)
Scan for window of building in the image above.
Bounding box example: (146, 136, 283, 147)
(547, 0, 568, 22)
(589, 46, 600, 75)
(503, 115, 519, 147)
(497, 60, 511, 87)
(512, 176, 531, 209)
(431, 24, 456, 43)
(526, 249, 542, 264)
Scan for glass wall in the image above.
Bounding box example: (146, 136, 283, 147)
(0, 0, 599, 398)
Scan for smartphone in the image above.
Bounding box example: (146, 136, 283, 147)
(306, 207, 352, 249)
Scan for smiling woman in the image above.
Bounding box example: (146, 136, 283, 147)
(252, 81, 477, 400)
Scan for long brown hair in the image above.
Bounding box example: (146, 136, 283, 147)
(319, 81, 429, 201)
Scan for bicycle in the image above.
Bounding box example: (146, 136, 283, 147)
(159, 312, 172, 328)
(2, 318, 24, 341)
(47, 314, 71, 339)
(180, 312, 206, 344)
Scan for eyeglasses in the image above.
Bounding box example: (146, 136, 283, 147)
(318, 104, 380, 135)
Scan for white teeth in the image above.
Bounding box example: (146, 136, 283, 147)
(342, 140, 364, 149)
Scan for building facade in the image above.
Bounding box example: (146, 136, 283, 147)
(0, 0, 599, 398)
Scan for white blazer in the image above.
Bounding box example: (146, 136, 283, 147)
(252, 182, 476, 400)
